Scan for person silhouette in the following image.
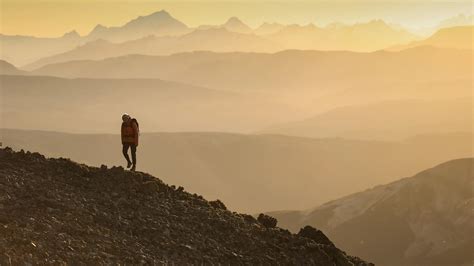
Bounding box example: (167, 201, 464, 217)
(121, 113, 139, 171)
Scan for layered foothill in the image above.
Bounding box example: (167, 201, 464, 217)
(0, 148, 371, 265)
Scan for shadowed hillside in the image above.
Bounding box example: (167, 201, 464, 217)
(268, 159, 474, 265)
(0, 60, 25, 75)
(0, 147, 372, 264)
(1, 129, 472, 213)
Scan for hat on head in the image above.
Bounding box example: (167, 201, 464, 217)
(122, 113, 130, 121)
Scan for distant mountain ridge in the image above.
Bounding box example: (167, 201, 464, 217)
(268, 158, 474, 265)
(434, 14, 473, 34)
(389, 26, 474, 51)
(30, 47, 473, 93)
(1, 9, 426, 68)
(0, 33, 83, 67)
(4, 10, 472, 68)
(266, 19, 418, 52)
(24, 18, 424, 70)
(86, 10, 191, 42)
(23, 28, 281, 71)
(198, 17, 253, 34)
(0, 10, 192, 66)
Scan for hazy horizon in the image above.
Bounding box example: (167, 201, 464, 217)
(1, 0, 472, 37)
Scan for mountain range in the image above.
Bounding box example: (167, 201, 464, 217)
(0, 9, 424, 67)
(21, 20, 423, 71)
(23, 28, 281, 71)
(1, 129, 472, 213)
(86, 10, 191, 43)
(29, 47, 473, 93)
(3, 10, 472, 68)
(268, 159, 474, 265)
(13, 24, 460, 72)
(1, 10, 190, 66)
(24, 25, 472, 71)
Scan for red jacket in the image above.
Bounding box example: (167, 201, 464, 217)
(121, 120, 139, 145)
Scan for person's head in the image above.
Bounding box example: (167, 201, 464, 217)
(122, 113, 131, 123)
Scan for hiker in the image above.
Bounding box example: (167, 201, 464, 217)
(121, 113, 139, 171)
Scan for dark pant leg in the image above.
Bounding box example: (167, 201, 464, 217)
(130, 144, 137, 165)
(122, 144, 131, 163)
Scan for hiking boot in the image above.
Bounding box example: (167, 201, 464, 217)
(127, 161, 132, 168)
(131, 165, 136, 172)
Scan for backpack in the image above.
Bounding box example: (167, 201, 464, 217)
(131, 118, 140, 135)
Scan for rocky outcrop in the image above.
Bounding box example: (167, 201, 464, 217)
(298, 226, 334, 247)
(0, 148, 372, 265)
(257, 213, 278, 228)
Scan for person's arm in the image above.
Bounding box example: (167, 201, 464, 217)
(132, 122, 139, 146)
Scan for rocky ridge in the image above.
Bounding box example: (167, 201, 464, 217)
(0, 148, 371, 265)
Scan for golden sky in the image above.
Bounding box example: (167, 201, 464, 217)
(0, 0, 472, 37)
